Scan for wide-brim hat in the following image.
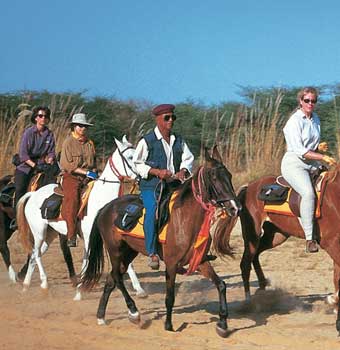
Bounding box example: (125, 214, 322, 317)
(69, 113, 93, 126)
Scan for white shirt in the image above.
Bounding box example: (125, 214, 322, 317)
(133, 126, 194, 179)
(283, 109, 320, 158)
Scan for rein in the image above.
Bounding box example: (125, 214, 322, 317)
(191, 166, 214, 212)
(98, 145, 137, 196)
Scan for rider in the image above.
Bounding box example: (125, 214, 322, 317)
(281, 87, 336, 253)
(11, 106, 56, 229)
(133, 104, 194, 269)
(60, 113, 97, 247)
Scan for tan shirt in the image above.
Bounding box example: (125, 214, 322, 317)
(60, 134, 96, 173)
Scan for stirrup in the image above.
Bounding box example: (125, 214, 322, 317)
(9, 219, 18, 230)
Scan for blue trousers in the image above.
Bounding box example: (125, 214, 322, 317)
(140, 189, 158, 256)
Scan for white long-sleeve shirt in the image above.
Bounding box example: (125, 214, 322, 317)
(133, 126, 194, 179)
(283, 109, 320, 159)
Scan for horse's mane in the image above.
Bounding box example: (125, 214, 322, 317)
(0, 175, 13, 190)
(173, 177, 193, 209)
(324, 165, 340, 184)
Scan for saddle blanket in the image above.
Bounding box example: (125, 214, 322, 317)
(118, 193, 178, 243)
(264, 188, 322, 218)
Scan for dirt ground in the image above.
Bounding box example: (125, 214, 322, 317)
(1, 221, 340, 350)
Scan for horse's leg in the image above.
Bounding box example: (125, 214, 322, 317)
(21, 240, 50, 289)
(0, 233, 16, 283)
(198, 261, 229, 337)
(22, 254, 37, 290)
(164, 265, 177, 332)
(74, 247, 88, 301)
(327, 262, 340, 308)
(17, 255, 30, 282)
(33, 240, 49, 289)
(97, 272, 116, 325)
(240, 239, 258, 301)
(253, 224, 289, 290)
(114, 266, 141, 324)
(321, 242, 340, 335)
(127, 263, 147, 298)
(58, 234, 77, 285)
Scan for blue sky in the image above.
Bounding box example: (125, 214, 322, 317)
(1, 0, 340, 105)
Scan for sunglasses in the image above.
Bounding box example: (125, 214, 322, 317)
(37, 114, 48, 119)
(75, 124, 88, 128)
(303, 98, 317, 104)
(163, 114, 177, 121)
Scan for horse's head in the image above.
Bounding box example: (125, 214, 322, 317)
(111, 135, 137, 179)
(200, 146, 241, 217)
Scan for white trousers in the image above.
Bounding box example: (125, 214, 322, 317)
(281, 152, 318, 240)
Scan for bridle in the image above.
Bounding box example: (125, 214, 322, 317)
(97, 145, 137, 187)
(191, 165, 235, 212)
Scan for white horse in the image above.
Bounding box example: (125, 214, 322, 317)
(17, 136, 147, 300)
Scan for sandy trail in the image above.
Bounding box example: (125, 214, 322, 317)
(1, 222, 339, 350)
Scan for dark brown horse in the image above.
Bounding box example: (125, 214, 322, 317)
(0, 175, 17, 281)
(81, 147, 241, 337)
(230, 167, 340, 335)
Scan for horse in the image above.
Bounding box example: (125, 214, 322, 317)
(81, 146, 241, 337)
(0, 164, 60, 283)
(16, 136, 147, 299)
(229, 168, 340, 335)
(0, 175, 17, 282)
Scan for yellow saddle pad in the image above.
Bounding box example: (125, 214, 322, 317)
(264, 187, 322, 218)
(119, 192, 178, 243)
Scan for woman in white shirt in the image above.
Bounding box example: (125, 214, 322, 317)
(281, 87, 336, 253)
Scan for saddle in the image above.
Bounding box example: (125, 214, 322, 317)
(259, 168, 328, 218)
(0, 181, 15, 206)
(113, 190, 172, 234)
(40, 181, 95, 220)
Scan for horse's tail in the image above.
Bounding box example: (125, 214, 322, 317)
(212, 210, 237, 257)
(80, 205, 107, 291)
(17, 192, 34, 254)
(212, 184, 248, 257)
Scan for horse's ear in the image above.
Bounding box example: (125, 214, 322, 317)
(212, 145, 223, 163)
(122, 135, 128, 144)
(204, 147, 212, 162)
(114, 137, 122, 150)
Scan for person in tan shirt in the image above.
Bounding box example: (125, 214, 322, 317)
(60, 113, 97, 247)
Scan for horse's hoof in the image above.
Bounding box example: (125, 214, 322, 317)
(97, 318, 106, 325)
(22, 284, 29, 293)
(73, 291, 82, 301)
(8, 267, 17, 283)
(216, 325, 229, 338)
(70, 276, 79, 288)
(40, 282, 48, 290)
(327, 293, 338, 306)
(136, 290, 148, 298)
(128, 310, 140, 324)
(165, 325, 174, 332)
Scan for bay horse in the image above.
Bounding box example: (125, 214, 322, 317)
(16, 136, 146, 299)
(233, 167, 340, 335)
(81, 146, 241, 337)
